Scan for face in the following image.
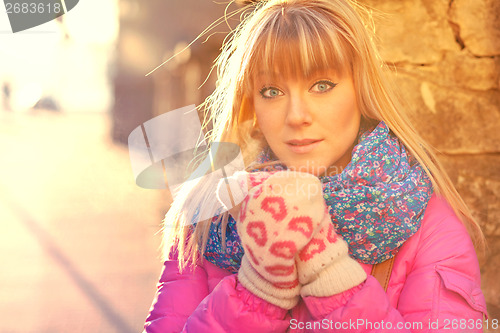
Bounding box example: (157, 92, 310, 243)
(252, 70, 361, 176)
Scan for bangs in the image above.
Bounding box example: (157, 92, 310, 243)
(245, 6, 353, 89)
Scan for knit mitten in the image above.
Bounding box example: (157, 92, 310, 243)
(237, 170, 327, 309)
(217, 171, 276, 220)
(296, 206, 367, 298)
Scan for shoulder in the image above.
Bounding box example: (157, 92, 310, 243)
(402, 194, 479, 277)
(421, 194, 462, 228)
(418, 194, 472, 246)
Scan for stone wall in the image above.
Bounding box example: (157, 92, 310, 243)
(360, 0, 500, 319)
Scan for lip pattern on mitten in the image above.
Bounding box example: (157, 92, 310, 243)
(299, 238, 327, 262)
(269, 241, 297, 259)
(288, 216, 314, 238)
(246, 221, 267, 247)
(265, 264, 295, 276)
(261, 197, 287, 221)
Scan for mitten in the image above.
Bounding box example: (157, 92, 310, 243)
(236, 170, 327, 309)
(296, 205, 367, 297)
(216, 171, 276, 220)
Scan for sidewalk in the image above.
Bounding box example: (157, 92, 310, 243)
(0, 110, 167, 333)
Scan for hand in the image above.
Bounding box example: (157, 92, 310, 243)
(236, 170, 328, 309)
(296, 201, 367, 298)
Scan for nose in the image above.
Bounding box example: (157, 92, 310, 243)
(285, 94, 313, 127)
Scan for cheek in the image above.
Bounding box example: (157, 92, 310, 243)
(332, 94, 360, 129)
(254, 103, 278, 135)
(254, 108, 266, 131)
(322, 101, 360, 148)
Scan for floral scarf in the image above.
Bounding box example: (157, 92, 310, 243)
(203, 121, 433, 272)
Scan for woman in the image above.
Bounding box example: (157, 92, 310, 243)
(144, 0, 487, 331)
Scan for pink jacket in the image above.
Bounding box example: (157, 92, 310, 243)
(144, 195, 487, 332)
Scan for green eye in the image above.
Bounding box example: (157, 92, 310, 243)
(269, 89, 279, 96)
(259, 86, 283, 99)
(318, 83, 328, 91)
(310, 80, 337, 93)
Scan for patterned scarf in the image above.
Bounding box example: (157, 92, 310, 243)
(203, 121, 433, 272)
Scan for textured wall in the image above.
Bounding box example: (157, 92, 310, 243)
(360, 0, 500, 318)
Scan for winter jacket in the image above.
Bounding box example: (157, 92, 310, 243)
(144, 194, 487, 332)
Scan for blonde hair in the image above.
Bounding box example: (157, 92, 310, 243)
(162, 0, 485, 270)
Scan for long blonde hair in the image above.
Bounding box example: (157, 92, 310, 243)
(162, 0, 485, 270)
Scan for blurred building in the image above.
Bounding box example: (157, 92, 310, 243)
(112, 0, 241, 144)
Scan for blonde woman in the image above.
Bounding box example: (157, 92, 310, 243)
(144, 0, 487, 331)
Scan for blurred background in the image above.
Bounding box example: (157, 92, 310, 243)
(0, 0, 498, 332)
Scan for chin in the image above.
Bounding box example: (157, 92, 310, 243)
(285, 162, 329, 176)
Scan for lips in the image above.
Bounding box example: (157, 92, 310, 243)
(285, 139, 323, 154)
(286, 139, 321, 146)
